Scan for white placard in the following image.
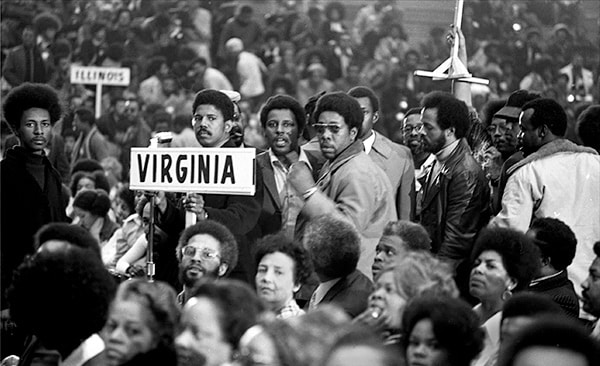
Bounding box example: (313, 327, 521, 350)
(130, 148, 256, 195)
(70, 66, 131, 86)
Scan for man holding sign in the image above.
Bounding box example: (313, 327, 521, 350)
(157, 89, 262, 284)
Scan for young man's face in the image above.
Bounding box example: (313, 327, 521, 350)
(354, 97, 378, 140)
(402, 113, 424, 156)
(264, 109, 300, 157)
(192, 104, 232, 147)
(315, 111, 357, 160)
(518, 109, 542, 157)
(420, 108, 447, 154)
(18, 108, 52, 155)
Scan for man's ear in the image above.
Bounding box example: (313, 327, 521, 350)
(538, 125, 546, 138)
(446, 126, 456, 139)
(373, 111, 379, 124)
(350, 126, 358, 141)
(293, 282, 301, 293)
(224, 120, 233, 134)
(218, 263, 228, 277)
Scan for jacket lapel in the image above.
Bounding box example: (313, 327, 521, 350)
(257, 153, 282, 209)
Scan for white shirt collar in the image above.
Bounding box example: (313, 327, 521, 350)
(60, 333, 105, 366)
(362, 130, 376, 154)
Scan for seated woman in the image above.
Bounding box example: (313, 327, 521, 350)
(469, 227, 540, 366)
(401, 295, 484, 366)
(254, 232, 313, 318)
(67, 169, 111, 218)
(355, 251, 458, 346)
(175, 279, 264, 366)
(72, 188, 118, 247)
(103, 279, 180, 366)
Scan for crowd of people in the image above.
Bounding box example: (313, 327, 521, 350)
(1, 0, 600, 366)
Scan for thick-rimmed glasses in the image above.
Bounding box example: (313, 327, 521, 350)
(181, 245, 221, 261)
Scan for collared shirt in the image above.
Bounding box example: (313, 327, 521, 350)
(530, 270, 564, 287)
(309, 278, 341, 310)
(269, 148, 313, 236)
(60, 333, 104, 366)
(277, 299, 305, 319)
(472, 305, 502, 366)
(362, 131, 375, 154)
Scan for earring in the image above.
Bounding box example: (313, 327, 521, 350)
(501, 288, 513, 301)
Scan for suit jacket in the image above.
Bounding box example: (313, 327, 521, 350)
(2, 44, 49, 86)
(256, 148, 324, 236)
(313, 270, 373, 318)
(529, 270, 579, 319)
(420, 139, 490, 264)
(368, 131, 415, 220)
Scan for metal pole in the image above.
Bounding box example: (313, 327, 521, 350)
(145, 192, 156, 282)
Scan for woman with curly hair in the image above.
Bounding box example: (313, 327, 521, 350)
(103, 279, 180, 366)
(401, 295, 484, 366)
(355, 251, 459, 346)
(469, 227, 540, 366)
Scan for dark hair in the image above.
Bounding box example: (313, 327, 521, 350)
(324, 1, 345, 20)
(594, 241, 600, 257)
(74, 107, 96, 126)
(303, 215, 360, 278)
(105, 42, 125, 62)
(471, 228, 541, 292)
(73, 189, 112, 217)
(146, 56, 167, 78)
(270, 77, 295, 96)
(347, 86, 380, 113)
(69, 170, 110, 196)
(255, 232, 313, 286)
(34, 222, 101, 258)
(577, 105, 600, 152)
(192, 89, 234, 122)
(501, 292, 564, 323)
(402, 296, 484, 366)
(521, 98, 567, 137)
(173, 114, 191, 129)
(190, 279, 264, 349)
(177, 220, 238, 276)
(482, 99, 507, 127)
(404, 107, 421, 119)
(112, 279, 180, 348)
(304, 91, 327, 125)
(314, 92, 363, 137)
(33, 12, 62, 34)
(116, 185, 136, 216)
(529, 217, 577, 271)
(497, 317, 600, 366)
(259, 94, 306, 132)
(8, 245, 116, 355)
(2, 83, 62, 133)
(421, 91, 470, 138)
(382, 221, 431, 251)
(238, 4, 253, 15)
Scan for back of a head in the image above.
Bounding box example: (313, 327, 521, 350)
(34, 222, 101, 258)
(383, 220, 431, 252)
(529, 217, 577, 271)
(421, 91, 469, 138)
(321, 324, 399, 366)
(75, 107, 96, 126)
(497, 317, 600, 366)
(576, 105, 600, 152)
(521, 98, 567, 137)
(73, 188, 112, 217)
(303, 215, 360, 279)
(8, 244, 116, 354)
(502, 292, 564, 322)
(70, 158, 104, 176)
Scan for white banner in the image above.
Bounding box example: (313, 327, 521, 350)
(130, 148, 256, 195)
(70, 66, 131, 86)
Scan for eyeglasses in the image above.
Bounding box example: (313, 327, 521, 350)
(486, 122, 515, 135)
(313, 123, 342, 134)
(181, 246, 221, 261)
(402, 124, 423, 134)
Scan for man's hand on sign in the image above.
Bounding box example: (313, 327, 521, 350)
(183, 193, 207, 220)
(288, 161, 315, 194)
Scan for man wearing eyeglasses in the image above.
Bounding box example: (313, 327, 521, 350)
(175, 220, 239, 306)
(288, 92, 396, 279)
(157, 89, 262, 285)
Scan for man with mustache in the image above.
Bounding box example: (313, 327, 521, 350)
(418, 91, 490, 296)
(256, 94, 324, 238)
(175, 220, 239, 306)
(1, 84, 69, 356)
(582, 241, 600, 340)
(289, 92, 396, 279)
(157, 89, 262, 285)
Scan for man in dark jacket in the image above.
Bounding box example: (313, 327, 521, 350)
(157, 89, 262, 285)
(1, 83, 68, 357)
(418, 91, 490, 296)
(2, 25, 51, 87)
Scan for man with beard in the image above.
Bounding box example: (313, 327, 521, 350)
(490, 98, 599, 302)
(175, 220, 238, 306)
(582, 241, 600, 340)
(402, 108, 435, 220)
(157, 89, 262, 284)
(483, 90, 540, 214)
(419, 91, 490, 295)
